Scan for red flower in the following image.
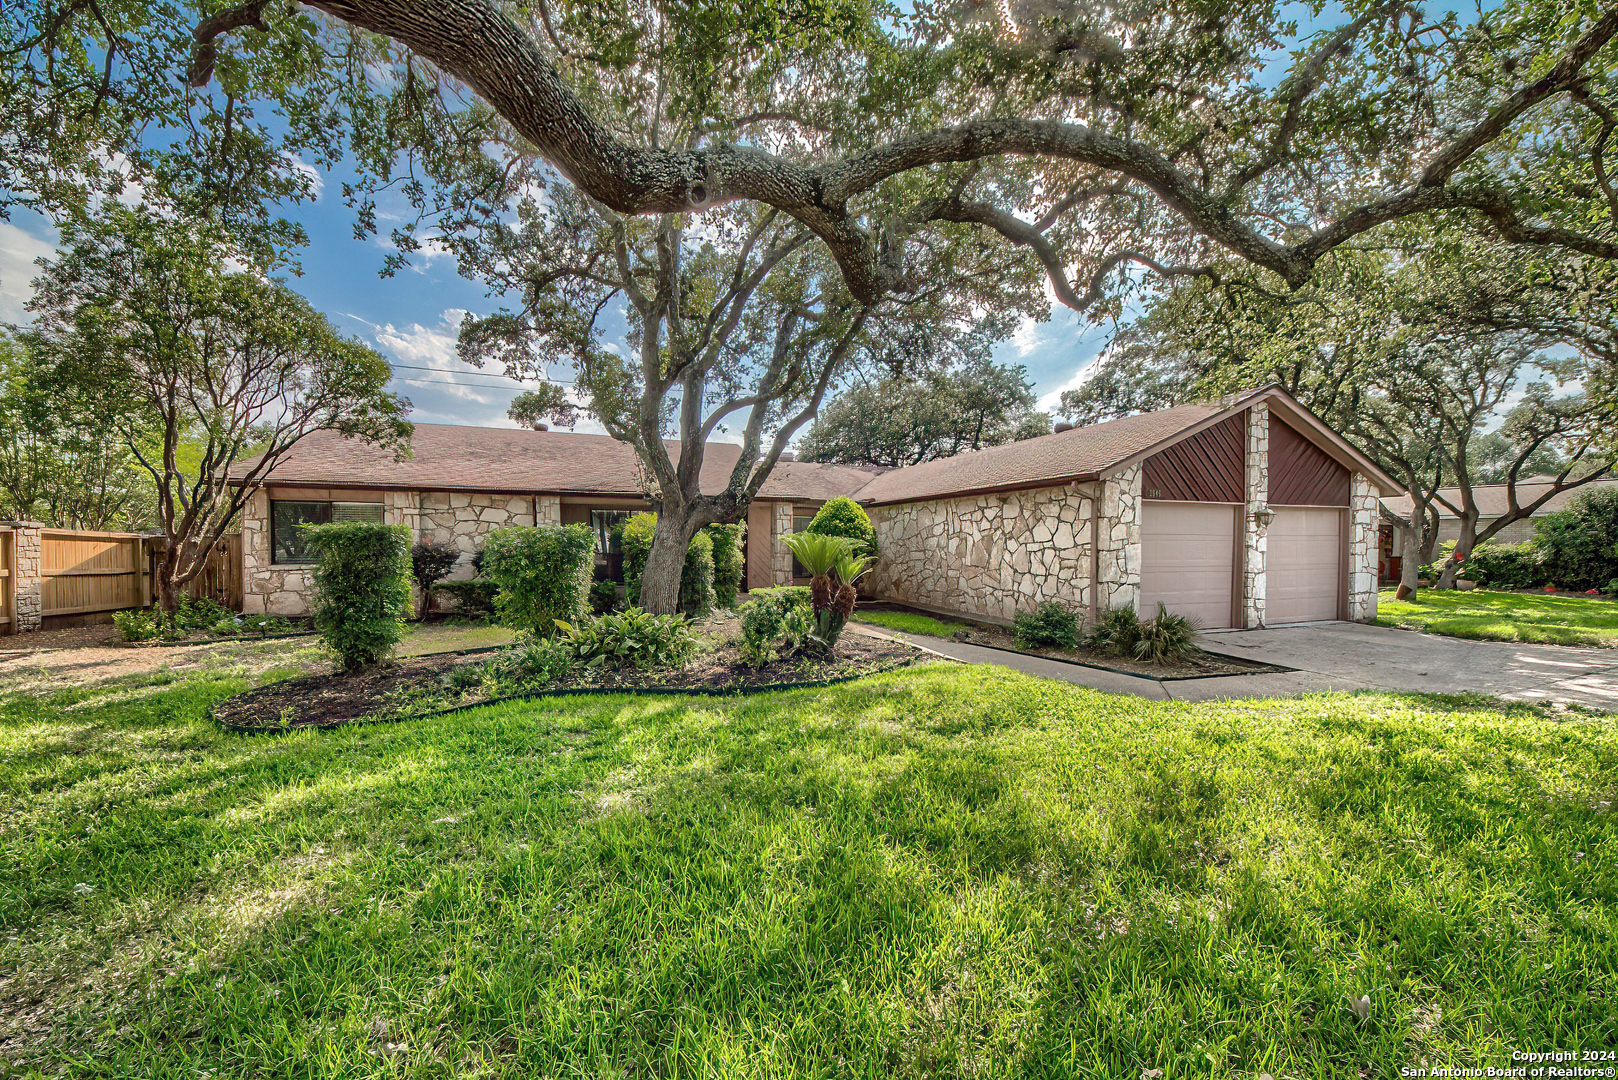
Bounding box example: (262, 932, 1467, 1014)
(1587, 589, 1600, 596)
(1545, 584, 1557, 593)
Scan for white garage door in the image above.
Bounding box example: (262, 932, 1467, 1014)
(1139, 501, 1237, 629)
(1267, 507, 1342, 623)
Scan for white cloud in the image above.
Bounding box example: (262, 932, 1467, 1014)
(282, 154, 325, 199)
(0, 220, 57, 324)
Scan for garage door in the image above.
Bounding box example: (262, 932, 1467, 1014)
(1139, 501, 1237, 628)
(1267, 507, 1342, 623)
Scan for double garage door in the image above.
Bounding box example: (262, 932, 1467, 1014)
(1139, 501, 1341, 628)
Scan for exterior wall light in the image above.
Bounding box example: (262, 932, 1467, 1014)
(1249, 507, 1275, 531)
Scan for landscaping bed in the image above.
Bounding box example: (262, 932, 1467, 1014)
(212, 630, 920, 731)
(857, 605, 1289, 679)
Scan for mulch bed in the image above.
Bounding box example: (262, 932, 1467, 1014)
(213, 633, 921, 732)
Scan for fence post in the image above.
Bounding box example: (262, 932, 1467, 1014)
(0, 521, 44, 632)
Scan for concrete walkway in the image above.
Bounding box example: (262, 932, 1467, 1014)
(867, 621, 1618, 711)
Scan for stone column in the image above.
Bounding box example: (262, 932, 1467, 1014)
(772, 502, 795, 585)
(1242, 403, 1270, 628)
(4, 522, 43, 632)
(1093, 465, 1141, 612)
(239, 490, 271, 615)
(1347, 474, 1380, 621)
(535, 495, 562, 527)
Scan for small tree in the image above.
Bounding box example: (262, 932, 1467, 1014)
(409, 540, 461, 619)
(805, 497, 878, 560)
(479, 524, 596, 635)
(32, 205, 410, 612)
(304, 522, 413, 670)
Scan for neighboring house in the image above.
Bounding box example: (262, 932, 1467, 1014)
(1377, 477, 1618, 581)
(230, 384, 1398, 628)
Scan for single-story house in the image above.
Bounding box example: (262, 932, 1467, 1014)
(231, 384, 1398, 628)
(1377, 477, 1618, 580)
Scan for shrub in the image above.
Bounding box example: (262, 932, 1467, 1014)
(1463, 541, 1544, 589)
(409, 539, 461, 618)
(680, 530, 715, 617)
(479, 523, 597, 636)
(782, 532, 870, 654)
(806, 496, 878, 558)
(302, 521, 413, 669)
(558, 607, 697, 670)
(707, 523, 745, 607)
(432, 579, 498, 617)
(1012, 601, 1081, 650)
(112, 608, 160, 642)
(1534, 486, 1618, 593)
(619, 512, 718, 615)
(1082, 604, 1141, 656)
(1133, 604, 1201, 665)
(739, 587, 813, 666)
(505, 634, 576, 685)
(589, 578, 622, 615)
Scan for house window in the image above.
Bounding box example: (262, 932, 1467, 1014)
(269, 500, 384, 564)
(790, 510, 816, 578)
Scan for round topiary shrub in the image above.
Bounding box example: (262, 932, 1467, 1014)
(480, 523, 597, 636)
(302, 521, 413, 669)
(806, 496, 878, 558)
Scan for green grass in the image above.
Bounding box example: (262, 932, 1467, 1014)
(852, 610, 964, 637)
(1377, 588, 1618, 647)
(2, 664, 1615, 1078)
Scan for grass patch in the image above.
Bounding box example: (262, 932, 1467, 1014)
(853, 609, 964, 637)
(2, 663, 1615, 1077)
(1377, 588, 1618, 647)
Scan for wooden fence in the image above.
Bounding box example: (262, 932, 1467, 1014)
(41, 529, 147, 618)
(152, 534, 243, 611)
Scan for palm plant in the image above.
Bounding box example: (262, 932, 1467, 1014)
(782, 532, 871, 654)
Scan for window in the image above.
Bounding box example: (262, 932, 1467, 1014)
(270, 500, 384, 564)
(790, 511, 816, 578)
(591, 509, 633, 582)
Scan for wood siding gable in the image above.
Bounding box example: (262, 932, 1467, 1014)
(1270, 415, 1350, 506)
(1141, 412, 1245, 502)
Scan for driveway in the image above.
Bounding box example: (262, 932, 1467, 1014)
(872, 621, 1618, 711)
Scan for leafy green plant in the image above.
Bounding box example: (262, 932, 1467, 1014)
(782, 532, 870, 655)
(1463, 541, 1543, 589)
(1082, 604, 1142, 656)
(302, 521, 413, 669)
(480, 524, 596, 636)
(739, 587, 813, 666)
(1134, 604, 1201, 665)
(1012, 601, 1081, 650)
(706, 523, 745, 607)
(617, 513, 657, 602)
(590, 578, 622, 615)
(1533, 486, 1618, 593)
(806, 496, 878, 559)
(112, 608, 160, 642)
(432, 579, 498, 617)
(557, 608, 697, 670)
(409, 539, 461, 618)
(505, 634, 577, 685)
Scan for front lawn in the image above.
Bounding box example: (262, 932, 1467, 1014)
(1377, 587, 1618, 647)
(2, 664, 1614, 1078)
(852, 609, 965, 637)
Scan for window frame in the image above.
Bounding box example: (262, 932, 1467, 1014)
(269, 499, 384, 565)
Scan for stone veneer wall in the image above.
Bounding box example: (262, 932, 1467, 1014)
(1347, 473, 1380, 621)
(771, 501, 795, 586)
(866, 481, 1098, 623)
(241, 489, 565, 616)
(1242, 404, 1269, 628)
(3, 522, 44, 631)
(1092, 465, 1141, 614)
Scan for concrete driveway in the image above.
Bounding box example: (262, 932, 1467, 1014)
(871, 621, 1618, 711)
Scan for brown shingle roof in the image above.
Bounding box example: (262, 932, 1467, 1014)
(230, 424, 882, 502)
(1381, 478, 1618, 520)
(847, 401, 1234, 505)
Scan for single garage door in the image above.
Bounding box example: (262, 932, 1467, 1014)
(1139, 501, 1237, 628)
(1267, 506, 1342, 623)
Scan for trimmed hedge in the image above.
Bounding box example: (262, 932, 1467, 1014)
(302, 521, 413, 669)
(806, 496, 878, 558)
(1463, 541, 1543, 589)
(480, 523, 596, 636)
(707, 523, 745, 607)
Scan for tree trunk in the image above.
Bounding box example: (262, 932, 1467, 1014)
(156, 556, 181, 614)
(639, 510, 699, 615)
(1396, 521, 1421, 600)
